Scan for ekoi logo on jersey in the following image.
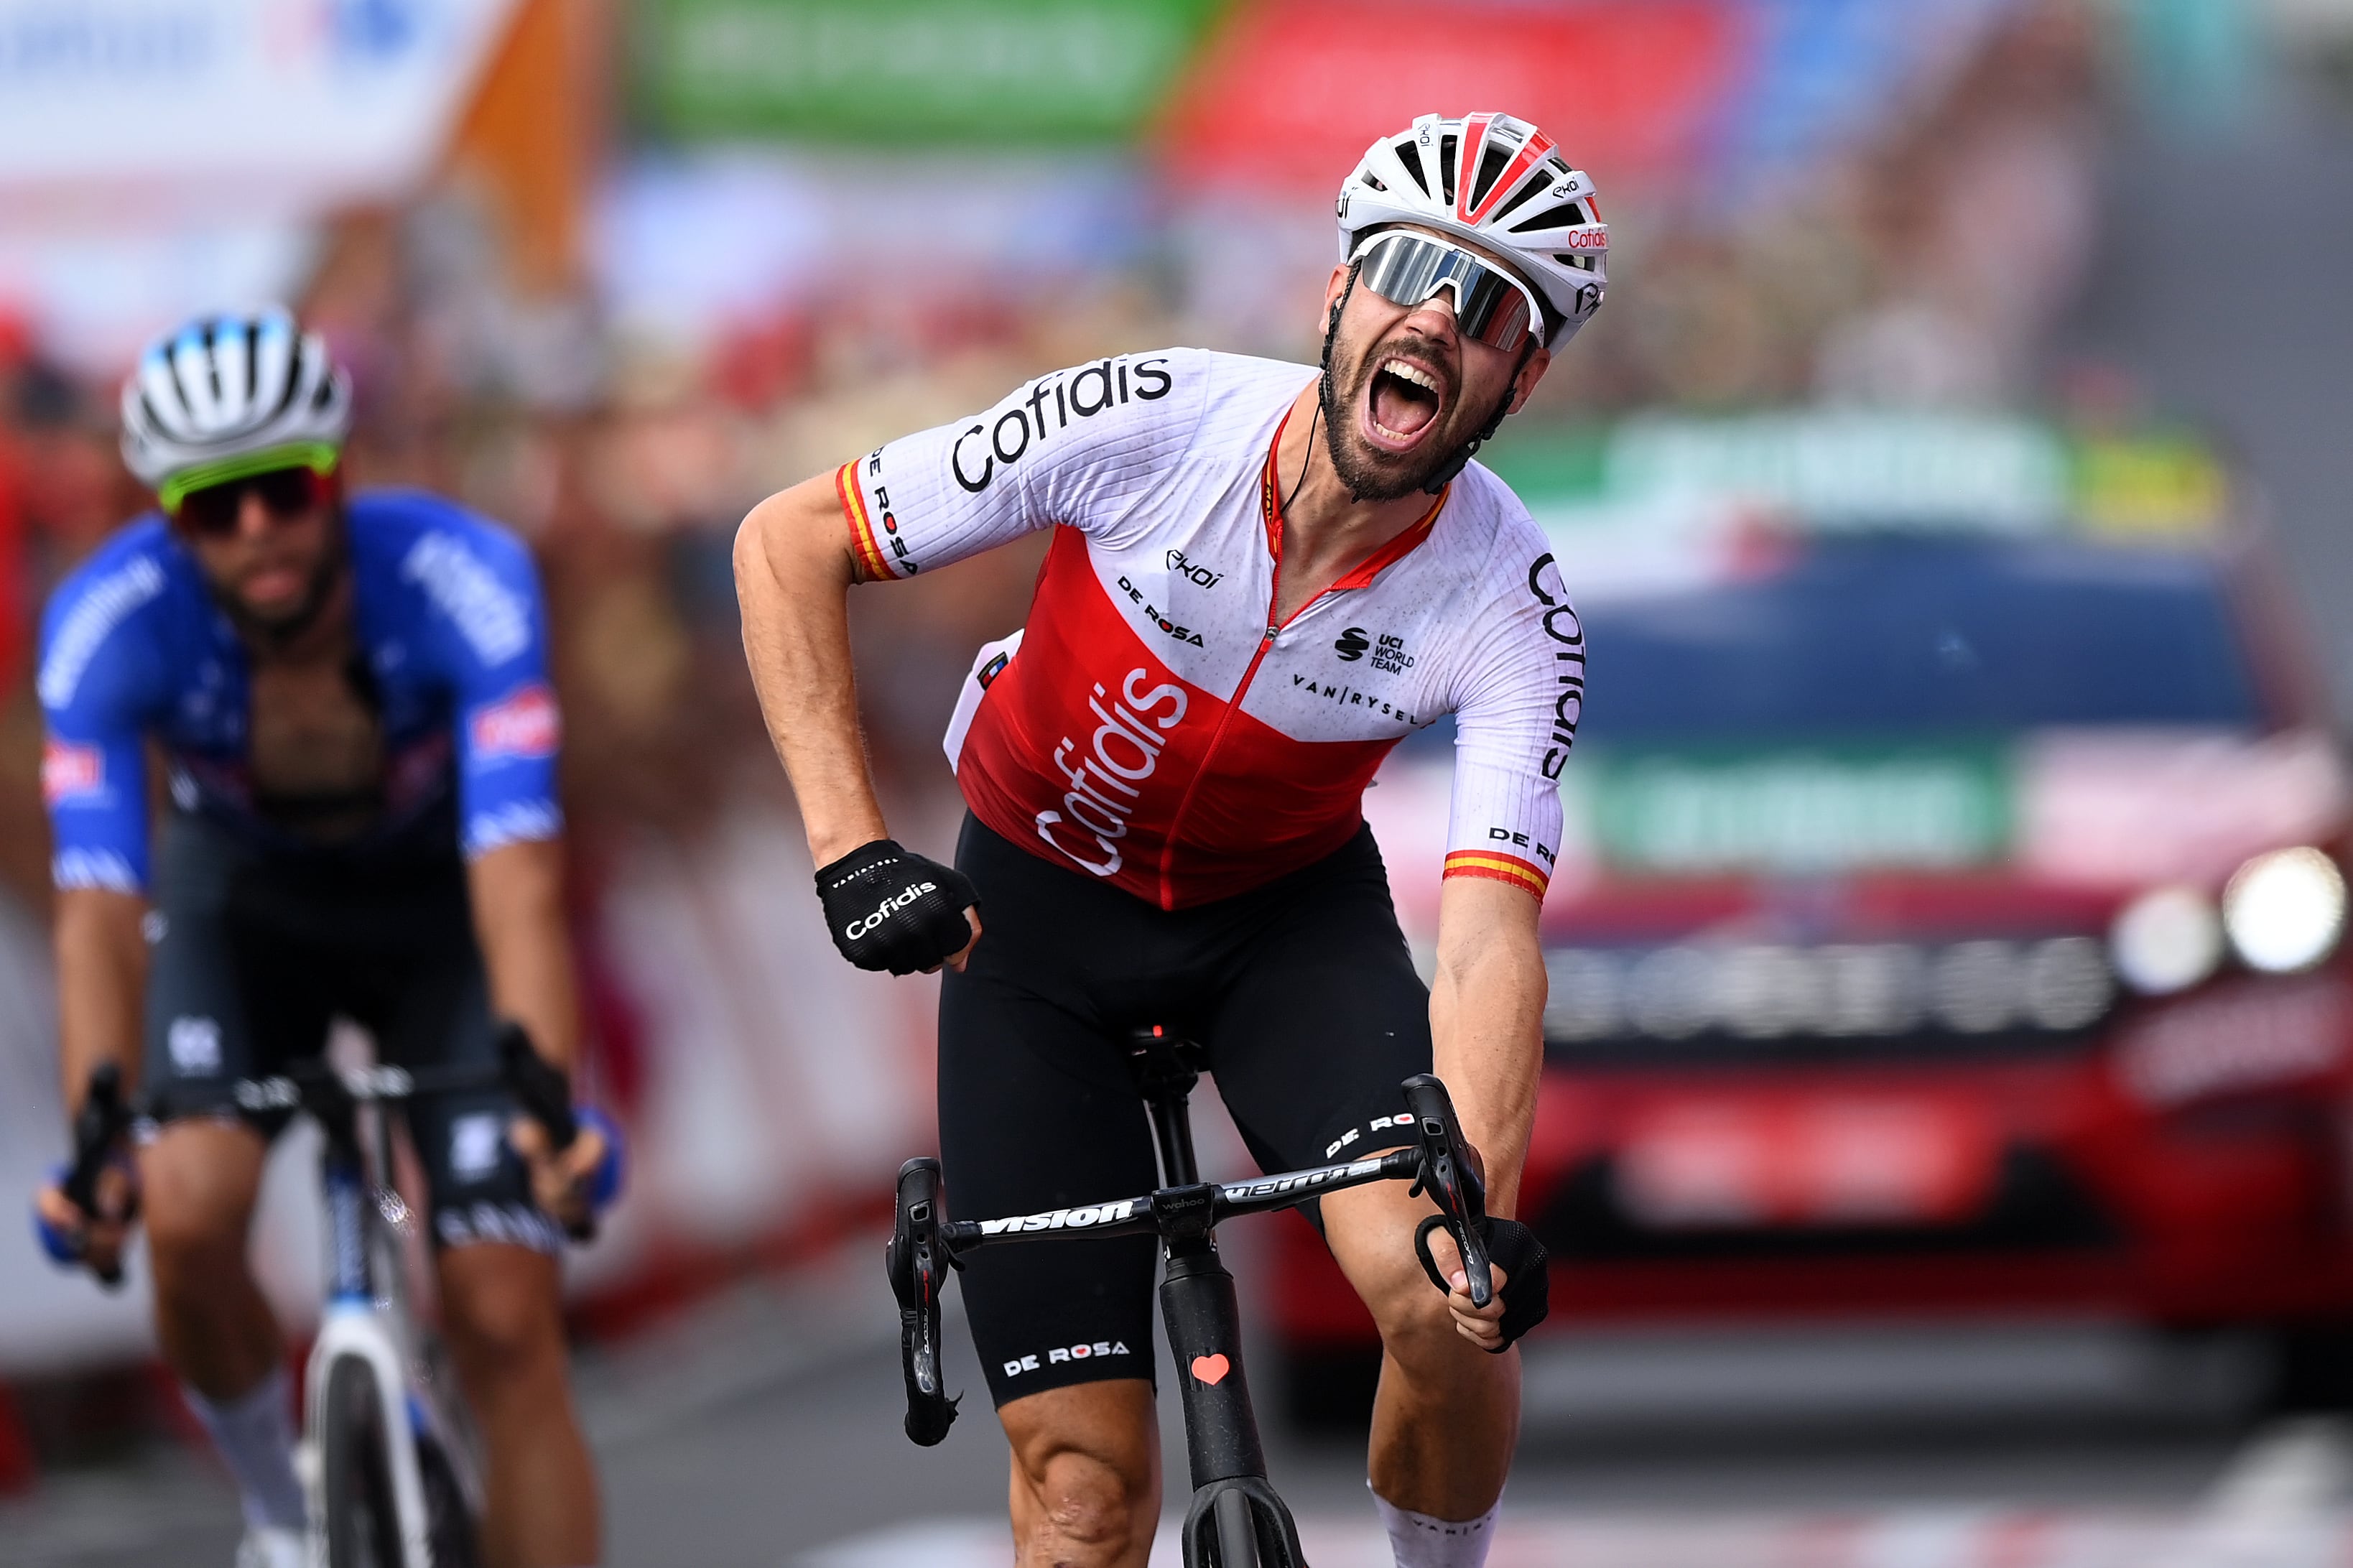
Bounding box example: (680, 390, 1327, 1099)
(1035, 668, 1188, 878)
(41, 741, 103, 806)
(470, 685, 560, 761)
(951, 355, 1174, 493)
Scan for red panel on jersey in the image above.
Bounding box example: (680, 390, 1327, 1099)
(956, 526, 1403, 909)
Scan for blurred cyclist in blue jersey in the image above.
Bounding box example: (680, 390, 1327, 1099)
(32, 310, 605, 1568)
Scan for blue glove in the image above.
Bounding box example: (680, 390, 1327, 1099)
(577, 1105, 627, 1216)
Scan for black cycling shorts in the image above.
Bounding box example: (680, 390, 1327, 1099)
(939, 813, 1432, 1406)
(139, 811, 560, 1256)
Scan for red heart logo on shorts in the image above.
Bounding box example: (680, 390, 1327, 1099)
(1191, 1353, 1230, 1386)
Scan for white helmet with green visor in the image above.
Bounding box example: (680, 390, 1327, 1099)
(119, 308, 352, 521)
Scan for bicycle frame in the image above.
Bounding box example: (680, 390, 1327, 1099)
(242, 1065, 487, 1568)
(890, 1029, 1493, 1567)
(62, 1027, 580, 1568)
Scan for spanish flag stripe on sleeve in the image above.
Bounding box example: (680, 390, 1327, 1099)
(1443, 850, 1549, 897)
(837, 461, 896, 580)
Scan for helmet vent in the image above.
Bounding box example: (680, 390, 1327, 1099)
(1486, 175, 1551, 227)
(1360, 172, 1387, 192)
(1554, 254, 1597, 272)
(1509, 201, 1589, 234)
(1437, 134, 1458, 205)
(1393, 139, 1430, 196)
(1469, 144, 1513, 212)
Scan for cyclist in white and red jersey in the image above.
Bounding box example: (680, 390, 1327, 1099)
(738, 112, 1602, 1568)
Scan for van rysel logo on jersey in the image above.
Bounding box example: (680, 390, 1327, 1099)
(1291, 672, 1419, 725)
(1036, 669, 1188, 878)
(1527, 554, 1584, 780)
(952, 355, 1174, 493)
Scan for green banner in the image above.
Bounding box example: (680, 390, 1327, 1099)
(1574, 747, 2015, 876)
(638, 0, 1222, 144)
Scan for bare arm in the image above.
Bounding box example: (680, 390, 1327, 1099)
(1428, 875, 1546, 1219)
(55, 886, 149, 1113)
(466, 837, 581, 1072)
(732, 475, 889, 867)
(38, 887, 149, 1264)
(468, 838, 605, 1219)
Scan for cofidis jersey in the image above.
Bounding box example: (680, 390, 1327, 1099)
(37, 492, 561, 891)
(835, 348, 1582, 911)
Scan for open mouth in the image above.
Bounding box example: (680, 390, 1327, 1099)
(1364, 356, 1447, 453)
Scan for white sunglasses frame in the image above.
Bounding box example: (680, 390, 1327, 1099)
(1345, 230, 1548, 353)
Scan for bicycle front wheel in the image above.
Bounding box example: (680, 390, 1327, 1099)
(321, 1356, 404, 1568)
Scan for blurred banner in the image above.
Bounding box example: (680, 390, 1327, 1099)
(635, 0, 1222, 143)
(0, 0, 518, 214)
(1161, 0, 1742, 189)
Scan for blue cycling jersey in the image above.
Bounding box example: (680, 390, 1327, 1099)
(37, 491, 562, 892)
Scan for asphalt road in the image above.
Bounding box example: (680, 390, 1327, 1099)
(4, 1233, 2342, 1568)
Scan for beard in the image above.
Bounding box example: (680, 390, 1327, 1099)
(1317, 325, 1514, 503)
(215, 520, 348, 648)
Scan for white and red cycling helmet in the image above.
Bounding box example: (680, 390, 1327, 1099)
(1337, 112, 1608, 351)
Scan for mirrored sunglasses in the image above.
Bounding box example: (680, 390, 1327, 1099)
(1349, 231, 1546, 354)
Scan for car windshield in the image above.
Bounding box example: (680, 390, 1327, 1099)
(1574, 534, 2263, 743)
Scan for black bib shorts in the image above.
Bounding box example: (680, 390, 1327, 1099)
(139, 809, 560, 1256)
(939, 814, 1433, 1406)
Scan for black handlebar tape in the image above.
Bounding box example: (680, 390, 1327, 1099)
(496, 1024, 598, 1243)
(1401, 1074, 1493, 1310)
(890, 1158, 960, 1447)
(64, 1063, 128, 1290)
(496, 1024, 578, 1152)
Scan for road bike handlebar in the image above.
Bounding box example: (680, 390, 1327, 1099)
(1402, 1073, 1492, 1310)
(59, 1062, 131, 1290)
(51, 1024, 600, 1265)
(888, 1071, 1494, 1449)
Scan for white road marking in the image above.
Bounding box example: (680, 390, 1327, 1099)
(801, 1506, 2353, 1567)
(800, 1428, 2353, 1568)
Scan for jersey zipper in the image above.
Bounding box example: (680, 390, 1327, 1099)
(1156, 588, 1286, 910)
(1153, 409, 1440, 908)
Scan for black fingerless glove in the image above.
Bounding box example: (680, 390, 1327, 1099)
(1417, 1214, 1551, 1353)
(815, 840, 980, 975)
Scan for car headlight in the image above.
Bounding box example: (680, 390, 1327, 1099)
(2222, 847, 2347, 974)
(2110, 886, 2223, 996)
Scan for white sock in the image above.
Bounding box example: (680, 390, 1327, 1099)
(183, 1366, 305, 1531)
(1371, 1483, 1499, 1568)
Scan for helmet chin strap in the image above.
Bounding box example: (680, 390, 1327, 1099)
(1296, 264, 1360, 509)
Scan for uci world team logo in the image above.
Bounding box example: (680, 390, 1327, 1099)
(1334, 627, 1370, 662)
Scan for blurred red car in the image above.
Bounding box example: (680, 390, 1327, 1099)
(1273, 413, 2353, 1415)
